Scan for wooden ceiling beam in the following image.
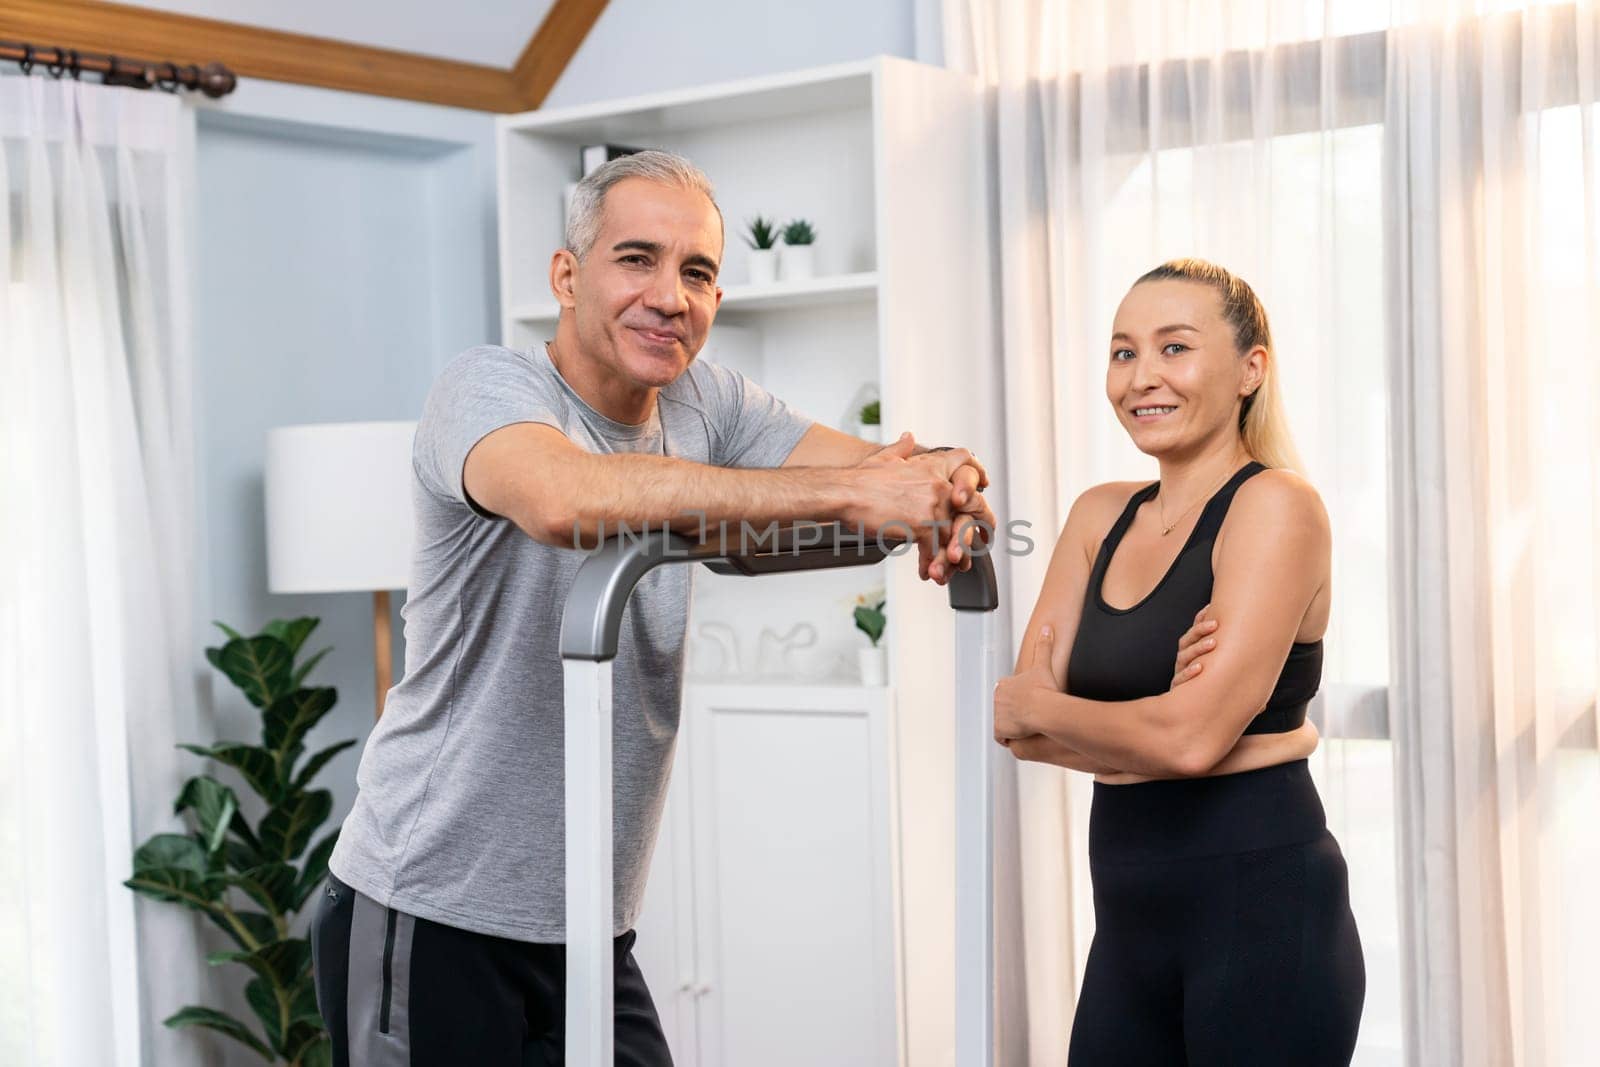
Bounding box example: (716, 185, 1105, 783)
(0, 0, 611, 114)
(511, 0, 610, 109)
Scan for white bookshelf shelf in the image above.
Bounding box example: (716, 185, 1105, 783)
(508, 270, 879, 322)
(497, 61, 874, 140)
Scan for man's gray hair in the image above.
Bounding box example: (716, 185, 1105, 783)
(564, 150, 722, 259)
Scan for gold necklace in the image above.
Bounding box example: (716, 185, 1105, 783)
(1157, 457, 1243, 536)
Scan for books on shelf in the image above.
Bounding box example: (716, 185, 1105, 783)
(565, 145, 649, 239)
(580, 143, 647, 176)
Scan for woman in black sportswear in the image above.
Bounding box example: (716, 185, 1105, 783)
(992, 258, 1365, 1064)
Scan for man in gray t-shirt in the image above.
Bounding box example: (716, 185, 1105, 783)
(313, 151, 991, 1065)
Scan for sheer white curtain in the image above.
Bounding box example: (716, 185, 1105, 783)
(1386, 3, 1600, 1065)
(939, 1, 1400, 1063)
(0, 76, 207, 1066)
(938, 0, 1600, 1064)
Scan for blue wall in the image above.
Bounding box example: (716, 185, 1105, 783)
(191, 84, 497, 828)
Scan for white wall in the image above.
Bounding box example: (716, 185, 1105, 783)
(544, 0, 917, 108)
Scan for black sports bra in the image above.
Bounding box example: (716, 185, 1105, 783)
(1065, 461, 1322, 735)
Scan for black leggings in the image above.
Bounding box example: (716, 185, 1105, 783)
(1067, 760, 1365, 1065)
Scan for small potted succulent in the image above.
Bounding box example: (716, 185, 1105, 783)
(744, 216, 780, 285)
(853, 591, 887, 685)
(856, 398, 881, 444)
(779, 218, 817, 281)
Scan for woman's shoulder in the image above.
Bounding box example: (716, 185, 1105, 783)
(1236, 466, 1327, 516)
(1061, 479, 1153, 554)
(1228, 466, 1331, 546)
(1070, 478, 1154, 519)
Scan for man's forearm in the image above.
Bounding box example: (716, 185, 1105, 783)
(537, 451, 860, 549)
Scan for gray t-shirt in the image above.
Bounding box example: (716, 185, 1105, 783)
(329, 342, 814, 941)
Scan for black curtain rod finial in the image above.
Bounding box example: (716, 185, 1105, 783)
(1, 39, 237, 98)
(199, 62, 237, 98)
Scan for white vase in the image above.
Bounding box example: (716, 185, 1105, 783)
(856, 421, 881, 443)
(779, 243, 816, 281)
(858, 645, 887, 686)
(747, 248, 778, 285)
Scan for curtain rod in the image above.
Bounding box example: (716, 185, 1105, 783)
(0, 40, 235, 97)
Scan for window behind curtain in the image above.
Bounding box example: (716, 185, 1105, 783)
(1096, 121, 1402, 1065)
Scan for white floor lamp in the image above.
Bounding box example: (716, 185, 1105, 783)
(265, 421, 416, 719)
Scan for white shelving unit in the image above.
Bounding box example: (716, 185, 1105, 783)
(496, 57, 994, 1066)
(507, 270, 880, 324)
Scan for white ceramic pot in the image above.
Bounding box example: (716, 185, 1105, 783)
(858, 645, 887, 686)
(747, 248, 778, 285)
(856, 421, 882, 443)
(780, 243, 816, 282)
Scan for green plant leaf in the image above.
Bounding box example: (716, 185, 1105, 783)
(174, 776, 239, 855)
(292, 739, 356, 792)
(245, 976, 287, 1054)
(260, 790, 333, 862)
(743, 215, 779, 250)
(225, 863, 298, 917)
(213, 635, 294, 708)
(124, 867, 222, 911)
(164, 1005, 272, 1059)
(263, 687, 337, 761)
(242, 974, 326, 1060)
(287, 975, 322, 1027)
(229, 808, 264, 852)
(209, 938, 313, 991)
(224, 835, 268, 876)
(127, 834, 225, 909)
(263, 617, 319, 658)
(180, 742, 282, 803)
(781, 218, 817, 245)
(283, 1019, 327, 1061)
(853, 602, 887, 646)
(293, 830, 340, 910)
(212, 621, 246, 642)
(134, 832, 209, 876)
(290, 647, 332, 690)
(299, 1037, 333, 1067)
(201, 908, 277, 952)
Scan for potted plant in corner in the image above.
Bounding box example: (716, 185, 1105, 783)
(125, 616, 353, 1067)
(853, 592, 887, 685)
(779, 218, 817, 281)
(744, 215, 780, 285)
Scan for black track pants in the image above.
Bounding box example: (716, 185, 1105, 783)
(1067, 760, 1366, 1065)
(310, 872, 672, 1066)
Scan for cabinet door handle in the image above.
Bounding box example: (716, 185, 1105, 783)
(692, 983, 713, 999)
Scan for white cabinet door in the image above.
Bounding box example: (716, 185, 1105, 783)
(631, 733, 699, 1065)
(684, 683, 899, 1067)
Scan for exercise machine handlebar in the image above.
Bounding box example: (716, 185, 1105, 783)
(560, 522, 999, 661)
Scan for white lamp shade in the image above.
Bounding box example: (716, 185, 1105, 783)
(265, 421, 417, 594)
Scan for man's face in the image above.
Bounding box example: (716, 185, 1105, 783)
(562, 177, 724, 389)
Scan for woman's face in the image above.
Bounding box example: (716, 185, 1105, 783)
(1106, 279, 1263, 458)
